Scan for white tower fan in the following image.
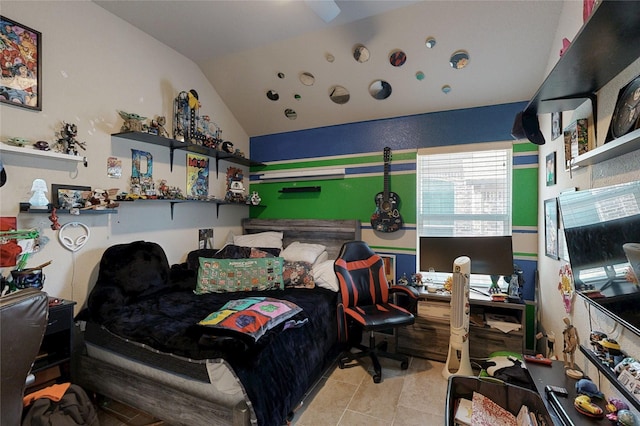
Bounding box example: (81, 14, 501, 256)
(442, 256, 474, 379)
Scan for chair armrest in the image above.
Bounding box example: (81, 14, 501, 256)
(389, 285, 419, 299)
(389, 285, 419, 314)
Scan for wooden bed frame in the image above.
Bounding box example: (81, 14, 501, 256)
(74, 218, 361, 426)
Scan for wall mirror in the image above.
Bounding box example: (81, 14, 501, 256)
(329, 86, 350, 104)
(369, 80, 392, 100)
(353, 44, 370, 63)
(558, 180, 640, 337)
(450, 50, 470, 69)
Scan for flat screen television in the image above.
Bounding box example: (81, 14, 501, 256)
(558, 180, 640, 337)
(419, 236, 514, 276)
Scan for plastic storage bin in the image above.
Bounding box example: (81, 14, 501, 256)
(446, 376, 554, 425)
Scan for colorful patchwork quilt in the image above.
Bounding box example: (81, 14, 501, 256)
(198, 296, 303, 342)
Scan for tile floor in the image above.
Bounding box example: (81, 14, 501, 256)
(96, 355, 449, 426)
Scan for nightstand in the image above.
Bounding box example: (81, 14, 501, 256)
(28, 298, 76, 391)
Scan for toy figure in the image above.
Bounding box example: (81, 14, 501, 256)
(118, 110, 147, 132)
(57, 122, 86, 155)
(29, 178, 49, 207)
(562, 316, 579, 370)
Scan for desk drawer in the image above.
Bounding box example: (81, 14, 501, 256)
(417, 300, 450, 323)
(46, 304, 73, 335)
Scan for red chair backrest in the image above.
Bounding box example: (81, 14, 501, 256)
(334, 241, 389, 309)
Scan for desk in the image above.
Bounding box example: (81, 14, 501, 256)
(527, 360, 609, 425)
(397, 290, 526, 360)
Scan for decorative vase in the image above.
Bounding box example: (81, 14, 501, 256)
(250, 191, 261, 206)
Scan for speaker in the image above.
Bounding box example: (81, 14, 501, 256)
(512, 111, 546, 145)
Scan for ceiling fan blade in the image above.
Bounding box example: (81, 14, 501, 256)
(305, 0, 341, 23)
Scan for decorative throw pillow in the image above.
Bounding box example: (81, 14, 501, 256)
(198, 297, 304, 342)
(195, 257, 284, 294)
(280, 241, 327, 264)
(312, 259, 339, 292)
(233, 231, 283, 249)
(283, 261, 315, 289)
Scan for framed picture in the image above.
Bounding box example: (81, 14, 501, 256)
(551, 112, 562, 140)
(0, 16, 42, 111)
(378, 253, 396, 285)
(544, 198, 559, 259)
(51, 184, 91, 210)
(545, 152, 556, 186)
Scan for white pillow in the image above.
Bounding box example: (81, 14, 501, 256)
(313, 251, 329, 267)
(280, 241, 326, 264)
(312, 260, 339, 292)
(234, 231, 283, 249)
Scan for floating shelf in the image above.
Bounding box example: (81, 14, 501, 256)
(0, 143, 87, 166)
(19, 203, 116, 215)
(112, 131, 263, 172)
(573, 128, 640, 168)
(279, 186, 321, 193)
(524, 1, 640, 117)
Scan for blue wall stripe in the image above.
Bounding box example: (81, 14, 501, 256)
(251, 102, 527, 162)
(514, 155, 539, 166)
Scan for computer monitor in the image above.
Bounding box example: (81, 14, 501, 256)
(419, 236, 514, 276)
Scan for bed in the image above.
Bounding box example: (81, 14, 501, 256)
(74, 218, 361, 426)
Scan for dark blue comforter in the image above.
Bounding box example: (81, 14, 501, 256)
(81, 241, 340, 425)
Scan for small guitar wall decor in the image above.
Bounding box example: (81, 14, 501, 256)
(370, 147, 403, 232)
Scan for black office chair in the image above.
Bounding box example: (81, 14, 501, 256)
(334, 241, 418, 383)
(0, 288, 48, 425)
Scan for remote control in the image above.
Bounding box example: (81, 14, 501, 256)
(545, 385, 569, 397)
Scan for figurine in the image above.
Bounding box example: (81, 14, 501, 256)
(49, 208, 61, 230)
(250, 191, 261, 206)
(56, 122, 86, 155)
(29, 178, 49, 208)
(562, 316, 583, 378)
(118, 110, 147, 132)
(149, 116, 169, 138)
(6, 137, 29, 147)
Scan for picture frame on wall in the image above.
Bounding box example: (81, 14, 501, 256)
(545, 152, 556, 186)
(51, 184, 91, 210)
(378, 253, 396, 285)
(544, 198, 559, 259)
(0, 16, 42, 111)
(551, 111, 562, 140)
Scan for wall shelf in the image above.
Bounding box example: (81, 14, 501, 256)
(118, 198, 248, 219)
(580, 345, 640, 412)
(573, 128, 640, 168)
(524, 1, 640, 116)
(112, 131, 264, 172)
(517, 1, 640, 146)
(19, 203, 116, 215)
(0, 143, 87, 166)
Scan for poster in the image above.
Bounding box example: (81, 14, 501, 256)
(187, 153, 209, 198)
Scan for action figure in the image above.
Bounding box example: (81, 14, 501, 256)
(562, 316, 582, 379)
(57, 122, 86, 155)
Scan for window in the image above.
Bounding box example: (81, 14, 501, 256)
(417, 142, 513, 286)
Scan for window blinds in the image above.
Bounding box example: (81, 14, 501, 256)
(417, 146, 512, 238)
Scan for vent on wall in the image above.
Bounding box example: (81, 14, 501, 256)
(257, 168, 345, 182)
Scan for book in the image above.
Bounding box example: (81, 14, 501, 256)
(454, 398, 473, 425)
(470, 391, 517, 426)
(563, 118, 589, 169)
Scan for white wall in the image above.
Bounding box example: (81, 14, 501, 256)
(0, 1, 250, 310)
(537, 1, 640, 409)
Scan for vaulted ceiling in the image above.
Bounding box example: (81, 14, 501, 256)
(95, 1, 564, 137)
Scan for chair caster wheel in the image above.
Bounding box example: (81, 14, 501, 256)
(338, 359, 346, 369)
(373, 374, 381, 383)
(400, 361, 409, 370)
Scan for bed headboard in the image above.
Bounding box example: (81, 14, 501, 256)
(242, 218, 361, 260)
